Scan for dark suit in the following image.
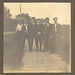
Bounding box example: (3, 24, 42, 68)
(33, 23, 37, 38)
(21, 24, 31, 51)
(21, 25, 26, 49)
(51, 23, 62, 53)
(43, 23, 52, 51)
(27, 22, 34, 51)
(35, 24, 43, 52)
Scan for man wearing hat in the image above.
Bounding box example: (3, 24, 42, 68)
(43, 17, 52, 52)
(51, 17, 62, 53)
(27, 17, 36, 51)
(27, 18, 34, 52)
(35, 19, 43, 52)
(21, 18, 32, 51)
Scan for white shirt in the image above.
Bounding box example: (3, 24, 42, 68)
(16, 24, 22, 31)
(47, 23, 49, 27)
(25, 25, 28, 31)
(33, 23, 34, 26)
(24, 24, 28, 32)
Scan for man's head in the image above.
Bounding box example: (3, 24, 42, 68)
(45, 17, 49, 23)
(53, 17, 58, 24)
(37, 19, 41, 25)
(40, 19, 44, 25)
(33, 19, 38, 24)
(31, 17, 35, 23)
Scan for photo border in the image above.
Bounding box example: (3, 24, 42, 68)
(0, 0, 74, 75)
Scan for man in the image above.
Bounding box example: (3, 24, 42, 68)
(35, 19, 43, 52)
(21, 20, 26, 49)
(27, 19, 34, 52)
(25, 17, 36, 51)
(51, 17, 62, 53)
(29, 17, 36, 51)
(43, 17, 52, 52)
(21, 19, 32, 52)
(16, 20, 22, 48)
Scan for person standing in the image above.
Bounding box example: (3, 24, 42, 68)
(27, 20, 33, 52)
(43, 17, 52, 52)
(51, 17, 62, 54)
(21, 19, 32, 52)
(35, 19, 43, 52)
(16, 20, 22, 48)
(27, 17, 36, 51)
(21, 20, 26, 49)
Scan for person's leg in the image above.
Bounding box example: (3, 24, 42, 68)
(57, 35, 61, 51)
(17, 31, 20, 48)
(21, 32, 26, 49)
(39, 38, 42, 51)
(17, 38, 19, 48)
(27, 36, 31, 52)
(22, 37, 26, 49)
(19, 31, 21, 48)
(51, 36, 56, 54)
(31, 37, 33, 51)
(47, 37, 49, 51)
(44, 37, 47, 52)
(47, 36, 52, 51)
(49, 37, 52, 51)
(35, 37, 38, 52)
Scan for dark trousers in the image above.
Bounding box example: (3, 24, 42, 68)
(21, 32, 33, 52)
(27, 35, 33, 52)
(44, 35, 50, 51)
(29, 36, 33, 51)
(16, 31, 21, 48)
(21, 32, 26, 49)
(51, 31, 61, 53)
(35, 35, 42, 52)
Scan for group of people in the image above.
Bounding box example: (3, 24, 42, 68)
(16, 17, 62, 54)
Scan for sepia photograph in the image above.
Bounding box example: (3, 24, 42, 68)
(3, 2, 71, 73)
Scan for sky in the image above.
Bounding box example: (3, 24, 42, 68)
(4, 3, 71, 25)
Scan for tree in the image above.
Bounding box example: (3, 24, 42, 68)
(4, 7, 18, 32)
(4, 6, 12, 19)
(15, 13, 30, 22)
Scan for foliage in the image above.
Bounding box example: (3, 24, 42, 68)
(4, 18, 18, 32)
(15, 13, 30, 21)
(4, 7, 18, 32)
(4, 6, 12, 19)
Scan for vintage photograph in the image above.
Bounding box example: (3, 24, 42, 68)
(3, 2, 71, 73)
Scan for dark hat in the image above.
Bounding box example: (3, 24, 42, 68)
(37, 19, 41, 21)
(32, 17, 35, 19)
(45, 17, 49, 20)
(53, 17, 58, 20)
